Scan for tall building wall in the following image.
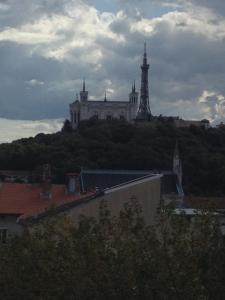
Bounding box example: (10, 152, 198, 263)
(67, 175, 161, 226)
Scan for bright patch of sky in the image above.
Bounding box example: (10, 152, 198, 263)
(92, 0, 117, 13)
(0, 118, 63, 144)
(93, 0, 172, 17)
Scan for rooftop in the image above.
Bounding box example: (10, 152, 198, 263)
(0, 183, 94, 218)
(80, 169, 179, 194)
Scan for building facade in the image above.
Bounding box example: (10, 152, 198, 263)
(174, 118, 210, 129)
(69, 45, 211, 129)
(0, 143, 184, 241)
(0, 173, 162, 241)
(70, 85, 138, 129)
(70, 44, 151, 128)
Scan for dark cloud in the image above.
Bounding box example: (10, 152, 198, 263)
(0, 42, 70, 119)
(190, 0, 225, 16)
(0, 0, 225, 124)
(0, 0, 69, 28)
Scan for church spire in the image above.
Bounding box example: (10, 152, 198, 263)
(173, 140, 184, 203)
(131, 80, 136, 93)
(80, 79, 88, 102)
(83, 78, 86, 92)
(104, 91, 107, 102)
(136, 42, 151, 120)
(129, 80, 138, 104)
(173, 140, 182, 187)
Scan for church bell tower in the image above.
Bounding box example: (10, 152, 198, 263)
(129, 81, 138, 104)
(80, 79, 88, 102)
(136, 43, 151, 120)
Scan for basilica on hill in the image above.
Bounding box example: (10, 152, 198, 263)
(69, 43, 151, 129)
(69, 44, 210, 129)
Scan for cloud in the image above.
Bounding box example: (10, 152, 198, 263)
(0, 118, 63, 143)
(26, 79, 45, 87)
(152, 0, 225, 17)
(0, 0, 225, 126)
(197, 90, 225, 123)
(0, 2, 121, 61)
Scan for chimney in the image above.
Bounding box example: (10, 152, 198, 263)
(66, 173, 80, 194)
(40, 164, 52, 199)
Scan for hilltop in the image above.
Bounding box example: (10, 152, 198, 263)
(0, 118, 225, 196)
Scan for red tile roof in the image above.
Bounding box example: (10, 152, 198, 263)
(0, 183, 94, 217)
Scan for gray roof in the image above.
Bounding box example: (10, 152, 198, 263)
(80, 169, 179, 194)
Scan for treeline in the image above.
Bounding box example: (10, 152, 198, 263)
(1, 118, 225, 195)
(0, 202, 225, 300)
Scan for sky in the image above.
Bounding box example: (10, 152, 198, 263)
(1, 0, 225, 142)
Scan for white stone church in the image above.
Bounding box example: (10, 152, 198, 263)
(70, 45, 151, 128)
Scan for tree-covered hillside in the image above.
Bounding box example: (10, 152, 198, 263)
(0, 118, 225, 196)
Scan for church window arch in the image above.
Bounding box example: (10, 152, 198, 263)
(106, 112, 112, 120)
(93, 111, 99, 119)
(120, 111, 125, 120)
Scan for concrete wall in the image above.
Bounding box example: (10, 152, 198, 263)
(174, 119, 209, 129)
(67, 176, 161, 225)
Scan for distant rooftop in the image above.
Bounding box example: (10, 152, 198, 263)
(0, 183, 94, 218)
(80, 169, 178, 195)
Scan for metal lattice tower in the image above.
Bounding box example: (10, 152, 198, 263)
(137, 42, 151, 120)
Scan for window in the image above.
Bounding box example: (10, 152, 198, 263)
(93, 112, 98, 119)
(74, 112, 76, 123)
(120, 111, 125, 120)
(0, 228, 8, 244)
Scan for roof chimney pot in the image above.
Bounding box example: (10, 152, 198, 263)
(66, 173, 80, 194)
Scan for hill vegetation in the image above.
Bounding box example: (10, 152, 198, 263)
(0, 118, 225, 196)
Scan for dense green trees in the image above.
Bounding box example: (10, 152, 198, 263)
(0, 119, 225, 195)
(0, 202, 225, 299)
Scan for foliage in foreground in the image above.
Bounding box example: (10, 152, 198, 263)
(0, 201, 225, 300)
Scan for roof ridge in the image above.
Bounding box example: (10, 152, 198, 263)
(81, 169, 153, 175)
